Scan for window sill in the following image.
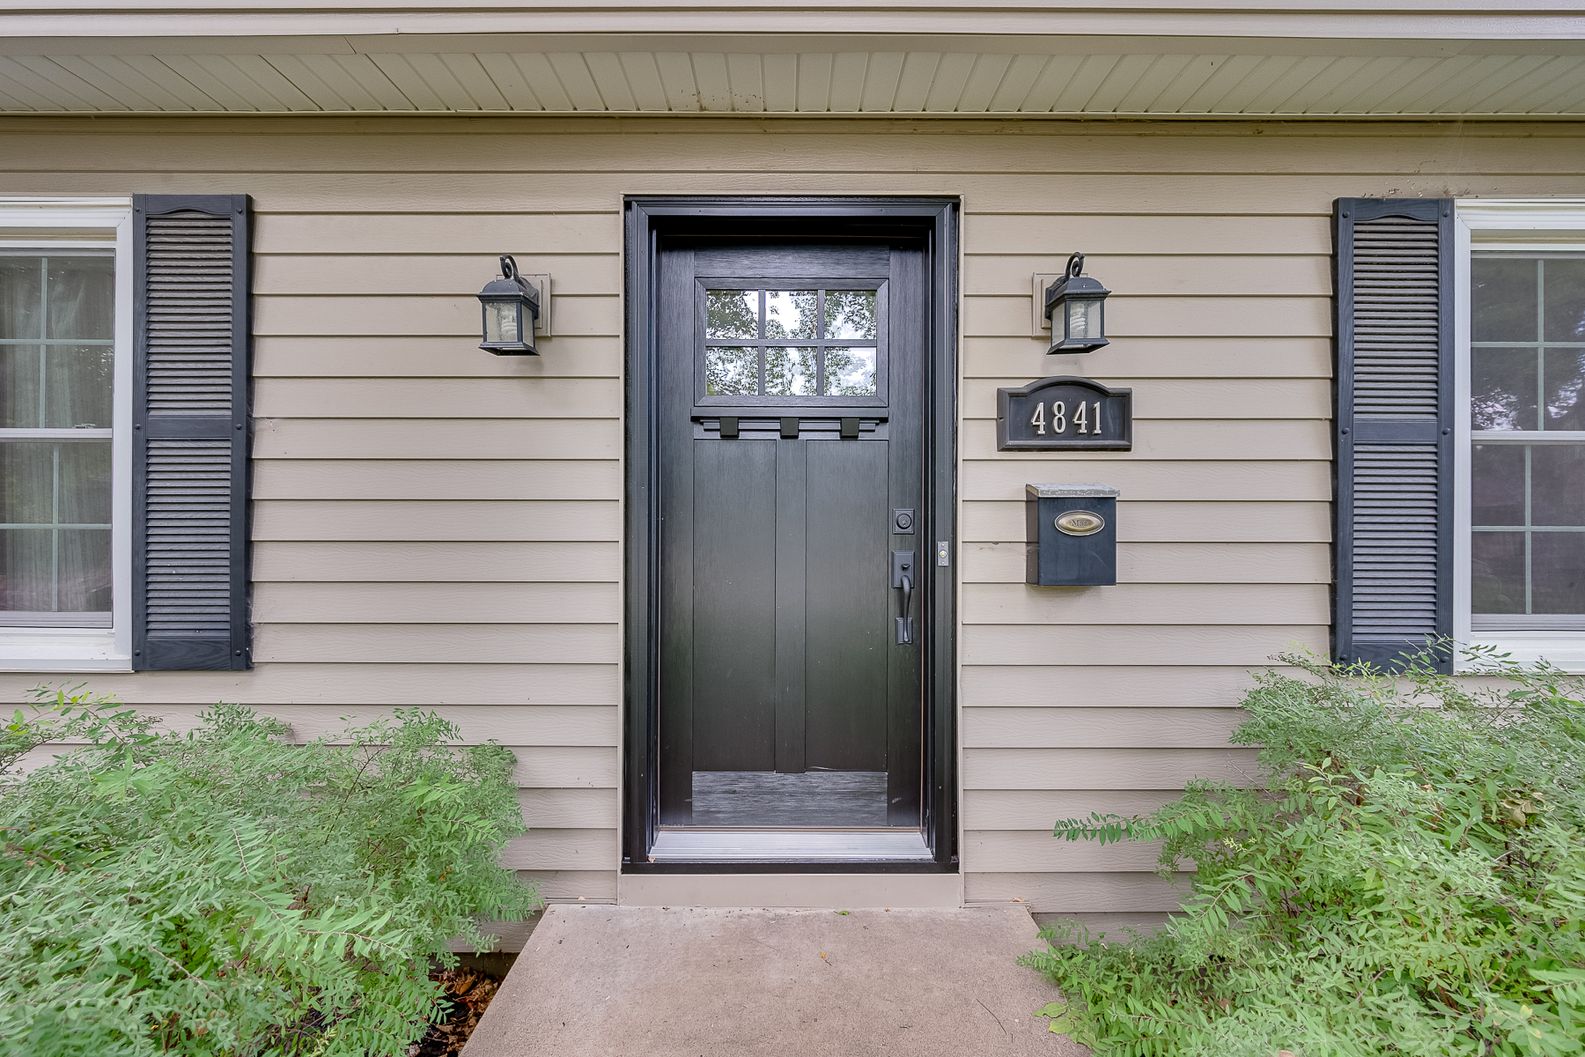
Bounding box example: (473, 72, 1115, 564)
(0, 629, 131, 674)
(1458, 634, 1585, 674)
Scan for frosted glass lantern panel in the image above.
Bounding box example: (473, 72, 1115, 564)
(1067, 299, 1102, 341)
(485, 301, 520, 344)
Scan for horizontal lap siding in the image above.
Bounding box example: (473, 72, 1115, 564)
(0, 118, 1581, 922)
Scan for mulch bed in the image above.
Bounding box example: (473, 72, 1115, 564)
(409, 961, 510, 1057)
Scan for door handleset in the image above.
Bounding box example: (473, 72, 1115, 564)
(892, 550, 915, 646)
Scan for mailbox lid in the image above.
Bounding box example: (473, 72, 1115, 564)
(1025, 483, 1120, 499)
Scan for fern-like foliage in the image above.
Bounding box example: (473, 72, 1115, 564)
(1025, 649, 1585, 1057)
(0, 689, 541, 1057)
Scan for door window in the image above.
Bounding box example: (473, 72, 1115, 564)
(699, 284, 883, 404)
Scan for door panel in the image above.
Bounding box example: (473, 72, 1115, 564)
(656, 236, 924, 831)
(688, 438, 777, 772)
(803, 440, 890, 772)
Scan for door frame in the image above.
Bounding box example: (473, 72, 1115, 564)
(622, 196, 959, 873)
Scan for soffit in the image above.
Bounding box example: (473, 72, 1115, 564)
(0, 5, 1582, 117)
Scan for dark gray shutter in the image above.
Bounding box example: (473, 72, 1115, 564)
(1333, 198, 1453, 672)
(131, 195, 251, 671)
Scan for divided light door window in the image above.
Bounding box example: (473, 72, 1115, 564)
(0, 252, 116, 626)
(700, 285, 884, 404)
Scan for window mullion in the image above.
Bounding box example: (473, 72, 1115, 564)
(51, 442, 61, 614)
(1536, 257, 1546, 435)
(36, 256, 47, 429)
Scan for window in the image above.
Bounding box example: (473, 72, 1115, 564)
(1456, 201, 1585, 670)
(0, 199, 132, 670)
(698, 284, 885, 404)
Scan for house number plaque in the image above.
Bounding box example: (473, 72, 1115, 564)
(996, 375, 1132, 452)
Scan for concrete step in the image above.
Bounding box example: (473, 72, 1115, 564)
(464, 903, 1084, 1057)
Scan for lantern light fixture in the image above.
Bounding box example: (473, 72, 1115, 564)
(477, 254, 541, 355)
(1043, 252, 1110, 354)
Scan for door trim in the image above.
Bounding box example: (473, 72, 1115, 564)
(623, 196, 959, 874)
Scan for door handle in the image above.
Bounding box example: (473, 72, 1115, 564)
(892, 550, 915, 646)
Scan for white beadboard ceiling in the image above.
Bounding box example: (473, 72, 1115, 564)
(0, 4, 1583, 117)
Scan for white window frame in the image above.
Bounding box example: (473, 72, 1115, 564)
(1454, 199, 1585, 672)
(0, 197, 133, 672)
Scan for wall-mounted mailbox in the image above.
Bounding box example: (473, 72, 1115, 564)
(1026, 484, 1119, 587)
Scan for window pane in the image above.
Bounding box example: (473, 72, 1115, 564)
(1471, 444, 1525, 525)
(46, 255, 114, 341)
(56, 528, 112, 615)
(0, 529, 54, 615)
(765, 347, 816, 396)
(1542, 256, 1585, 343)
(824, 290, 876, 339)
(0, 441, 112, 625)
(58, 441, 113, 524)
(1543, 348, 1585, 431)
(1471, 346, 1539, 431)
(0, 256, 44, 342)
(1471, 531, 1525, 614)
(0, 344, 42, 429)
(703, 346, 759, 396)
(0, 256, 43, 340)
(0, 442, 53, 524)
(1532, 444, 1585, 527)
(705, 290, 757, 340)
(45, 345, 115, 428)
(765, 291, 817, 339)
(1472, 256, 1537, 342)
(1532, 533, 1585, 614)
(824, 347, 876, 397)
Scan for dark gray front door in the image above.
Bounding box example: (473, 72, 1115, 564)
(656, 237, 926, 832)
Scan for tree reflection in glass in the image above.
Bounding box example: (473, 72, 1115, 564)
(824, 290, 875, 339)
(704, 346, 758, 396)
(766, 347, 816, 396)
(825, 347, 876, 396)
(1471, 347, 1537, 431)
(705, 290, 757, 340)
(1545, 349, 1585, 430)
(765, 291, 817, 339)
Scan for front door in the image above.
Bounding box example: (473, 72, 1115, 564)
(651, 234, 929, 861)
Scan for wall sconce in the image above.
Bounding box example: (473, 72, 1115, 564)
(477, 254, 541, 355)
(1043, 252, 1110, 354)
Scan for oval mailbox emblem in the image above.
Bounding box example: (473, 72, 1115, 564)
(1054, 510, 1106, 536)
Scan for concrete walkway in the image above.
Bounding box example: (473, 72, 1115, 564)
(464, 904, 1085, 1057)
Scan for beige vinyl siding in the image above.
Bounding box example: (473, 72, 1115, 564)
(1, 117, 1582, 926)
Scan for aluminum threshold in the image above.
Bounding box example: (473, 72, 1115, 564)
(649, 828, 933, 863)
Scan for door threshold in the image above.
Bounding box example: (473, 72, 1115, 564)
(649, 828, 932, 863)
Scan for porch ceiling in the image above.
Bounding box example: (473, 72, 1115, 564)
(0, 5, 1583, 117)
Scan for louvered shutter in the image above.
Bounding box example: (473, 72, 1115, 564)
(1333, 198, 1453, 672)
(131, 195, 251, 671)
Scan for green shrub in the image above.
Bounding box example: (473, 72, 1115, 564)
(1024, 650, 1585, 1057)
(0, 690, 540, 1057)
